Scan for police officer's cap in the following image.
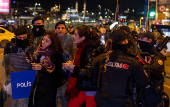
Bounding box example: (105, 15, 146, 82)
(110, 29, 128, 44)
(132, 31, 137, 35)
(14, 27, 27, 36)
(138, 31, 154, 39)
(32, 16, 44, 24)
(55, 21, 66, 29)
(138, 31, 155, 45)
(120, 26, 131, 34)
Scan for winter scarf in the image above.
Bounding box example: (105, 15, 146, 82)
(65, 42, 88, 98)
(33, 45, 55, 73)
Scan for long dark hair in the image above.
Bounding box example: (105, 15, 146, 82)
(76, 25, 101, 47)
(43, 32, 63, 54)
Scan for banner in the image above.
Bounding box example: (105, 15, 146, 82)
(10, 70, 36, 99)
(0, 0, 9, 14)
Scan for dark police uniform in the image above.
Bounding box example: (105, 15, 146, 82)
(151, 53, 166, 90)
(4, 26, 34, 55)
(4, 40, 33, 55)
(92, 29, 150, 107)
(2, 27, 34, 107)
(94, 51, 149, 107)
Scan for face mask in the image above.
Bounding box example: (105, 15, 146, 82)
(16, 38, 29, 48)
(113, 43, 129, 52)
(32, 25, 46, 37)
(138, 41, 153, 53)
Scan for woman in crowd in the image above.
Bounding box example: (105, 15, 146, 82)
(26, 32, 64, 107)
(62, 25, 101, 107)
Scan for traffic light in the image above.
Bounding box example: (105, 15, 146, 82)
(149, 1, 156, 17)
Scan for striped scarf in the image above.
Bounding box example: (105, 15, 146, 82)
(33, 45, 55, 73)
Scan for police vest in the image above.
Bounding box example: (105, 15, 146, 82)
(99, 53, 137, 97)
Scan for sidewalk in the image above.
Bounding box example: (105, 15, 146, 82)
(0, 55, 6, 90)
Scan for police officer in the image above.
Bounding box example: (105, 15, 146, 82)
(138, 31, 156, 55)
(4, 27, 33, 55)
(2, 27, 34, 107)
(138, 32, 164, 88)
(94, 29, 150, 107)
(138, 31, 169, 107)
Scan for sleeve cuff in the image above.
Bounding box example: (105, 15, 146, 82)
(71, 65, 80, 77)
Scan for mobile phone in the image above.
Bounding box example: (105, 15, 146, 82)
(25, 51, 31, 61)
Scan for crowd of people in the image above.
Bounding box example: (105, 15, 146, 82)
(0, 15, 169, 107)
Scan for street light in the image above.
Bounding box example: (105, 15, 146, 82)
(98, 5, 101, 14)
(34, 3, 40, 13)
(140, 17, 144, 28)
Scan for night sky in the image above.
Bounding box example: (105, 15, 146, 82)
(18, 0, 145, 13)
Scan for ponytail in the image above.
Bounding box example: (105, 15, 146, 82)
(76, 25, 101, 47)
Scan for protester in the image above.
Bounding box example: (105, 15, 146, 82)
(67, 24, 74, 34)
(27, 32, 64, 107)
(55, 21, 76, 107)
(62, 25, 101, 107)
(99, 25, 106, 34)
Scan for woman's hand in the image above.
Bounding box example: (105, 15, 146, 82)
(26, 54, 33, 63)
(62, 61, 75, 73)
(31, 63, 42, 70)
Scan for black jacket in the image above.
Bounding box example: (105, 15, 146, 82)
(4, 38, 34, 55)
(94, 50, 149, 107)
(71, 45, 106, 91)
(28, 53, 64, 107)
(151, 52, 166, 81)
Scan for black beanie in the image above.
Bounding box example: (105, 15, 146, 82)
(14, 27, 27, 36)
(32, 16, 44, 24)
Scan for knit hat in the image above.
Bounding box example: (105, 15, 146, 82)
(32, 16, 44, 24)
(14, 27, 27, 36)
